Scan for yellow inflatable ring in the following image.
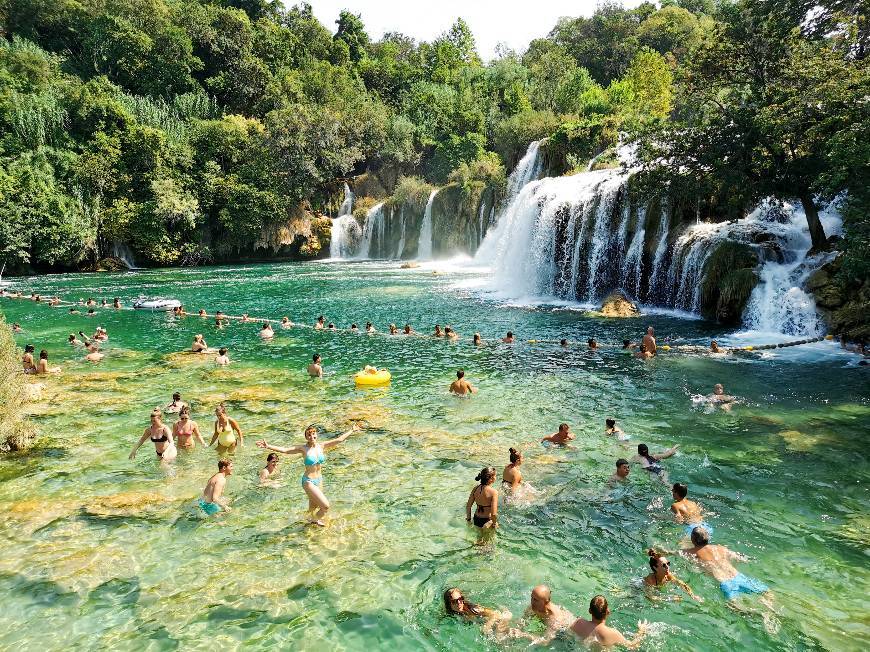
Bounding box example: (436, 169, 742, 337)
(355, 369, 391, 387)
(661, 345, 671, 351)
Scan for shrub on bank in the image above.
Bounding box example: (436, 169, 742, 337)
(0, 315, 36, 452)
(390, 176, 435, 209)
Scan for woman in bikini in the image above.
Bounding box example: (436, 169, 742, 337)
(502, 448, 523, 492)
(466, 467, 499, 529)
(173, 406, 205, 450)
(256, 423, 360, 526)
(129, 408, 177, 461)
(191, 334, 208, 353)
(209, 404, 243, 454)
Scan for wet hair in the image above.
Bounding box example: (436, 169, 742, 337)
(69, 334, 76, 341)
(179, 405, 190, 416)
(506, 331, 513, 337)
(25, 344, 35, 353)
(39, 349, 48, 359)
(313, 353, 321, 362)
(588, 338, 596, 347)
(639, 343, 647, 352)
(616, 458, 629, 468)
(558, 423, 569, 432)
(691, 527, 710, 546)
(445, 326, 453, 334)
(328, 323, 335, 328)
(589, 595, 609, 620)
(673, 482, 688, 499)
(262, 322, 269, 328)
(560, 339, 568, 346)
(218, 459, 231, 471)
(638, 444, 650, 456)
(366, 322, 372, 328)
(304, 425, 318, 437)
(648, 549, 665, 571)
(623, 339, 631, 348)
(218, 347, 227, 355)
(456, 369, 465, 379)
(266, 453, 279, 463)
(173, 392, 181, 400)
(318, 315, 324, 322)
(351, 323, 357, 328)
(443, 588, 482, 616)
(473, 332, 481, 341)
(509, 447, 521, 464)
(475, 467, 496, 485)
(87, 309, 95, 314)
(606, 418, 616, 428)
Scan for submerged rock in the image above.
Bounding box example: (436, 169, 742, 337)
(400, 262, 420, 269)
(599, 291, 640, 317)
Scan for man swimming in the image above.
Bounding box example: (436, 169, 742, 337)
(710, 340, 721, 353)
(588, 338, 598, 350)
(569, 595, 647, 648)
(685, 527, 769, 601)
(445, 326, 459, 340)
(450, 369, 477, 395)
(403, 324, 415, 335)
(165, 392, 187, 414)
(68, 333, 83, 346)
(642, 327, 657, 356)
(542, 423, 575, 445)
(502, 331, 515, 343)
(708, 383, 736, 410)
(523, 585, 575, 644)
(671, 482, 712, 537)
(365, 322, 376, 333)
(608, 458, 631, 486)
(308, 354, 323, 378)
(632, 443, 679, 484)
(85, 343, 104, 362)
(434, 324, 443, 337)
(215, 347, 230, 365)
(200, 459, 233, 515)
(473, 333, 483, 346)
(280, 316, 292, 328)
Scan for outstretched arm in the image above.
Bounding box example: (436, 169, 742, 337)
(673, 576, 703, 602)
(322, 423, 361, 449)
(256, 440, 303, 455)
(655, 445, 679, 460)
(129, 430, 150, 460)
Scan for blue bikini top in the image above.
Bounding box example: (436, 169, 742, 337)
(303, 445, 325, 466)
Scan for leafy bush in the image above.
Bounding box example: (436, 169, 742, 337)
(390, 175, 435, 208)
(447, 151, 506, 197)
(0, 315, 37, 452)
(493, 109, 561, 166)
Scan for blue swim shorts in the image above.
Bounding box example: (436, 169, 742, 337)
(720, 573, 768, 600)
(198, 498, 221, 515)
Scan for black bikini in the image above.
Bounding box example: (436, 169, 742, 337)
(151, 431, 169, 457)
(472, 486, 492, 527)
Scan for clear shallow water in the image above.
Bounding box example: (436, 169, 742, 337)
(1, 261, 868, 651)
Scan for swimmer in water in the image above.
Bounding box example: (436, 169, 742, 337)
(259, 452, 280, 485)
(240, 313, 251, 323)
(113, 298, 122, 309)
(444, 588, 531, 641)
(86, 297, 96, 307)
(685, 527, 770, 603)
(315, 315, 325, 330)
(78, 330, 92, 346)
(327, 322, 336, 331)
(403, 324, 415, 335)
(129, 408, 177, 461)
(191, 334, 208, 353)
(280, 316, 292, 329)
(502, 331, 515, 343)
(608, 458, 631, 486)
(569, 595, 648, 648)
(643, 549, 702, 602)
(523, 585, 576, 645)
(36, 349, 61, 374)
(260, 322, 274, 339)
(68, 307, 80, 315)
(605, 418, 627, 440)
(671, 482, 713, 537)
(445, 326, 459, 340)
(434, 324, 443, 337)
(215, 311, 225, 329)
(210, 404, 243, 454)
(12, 323, 22, 333)
(542, 423, 575, 445)
(308, 353, 323, 378)
(588, 338, 598, 350)
(198, 309, 206, 317)
(68, 333, 83, 346)
(215, 347, 230, 365)
(642, 326, 657, 355)
(256, 423, 361, 526)
(473, 332, 483, 346)
(466, 467, 498, 529)
(708, 383, 735, 410)
(94, 327, 108, 341)
(350, 323, 359, 333)
(710, 340, 721, 353)
(86, 308, 97, 317)
(389, 323, 398, 335)
(85, 343, 104, 362)
(365, 322, 375, 333)
(49, 296, 60, 306)
(633, 443, 678, 484)
(449, 369, 477, 395)
(502, 448, 523, 491)
(173, 406, 205, 450)
(22, 344, 36, 374)
(634, 343, 653, 359)
(165, 392, 187, 414)
(560, 338, 568, 347)
(200, 459, 233, 515)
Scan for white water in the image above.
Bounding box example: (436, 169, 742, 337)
(417, 189, 440, 260)
(110, 241, 139, 269)
(356, 202, 385, 259)
(329, 183, 359, 259)
(396, 206, 407, 259)
(506, 140, 543, 200)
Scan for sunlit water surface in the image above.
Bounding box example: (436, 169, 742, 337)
(1, 261, 868, 651)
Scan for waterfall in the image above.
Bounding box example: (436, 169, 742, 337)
(396, 206, 407, 259)
(417, 188, 440, 260)
(621, 206, 647, 297)
(329, 183, 360, 259)
(110, 241, 138, 269)
(357, 202, 385, 259)
(648, 203, 671, 302)
(506, 141, 544, 200)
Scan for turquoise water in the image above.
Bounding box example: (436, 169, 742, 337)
(1, 261, 868, 651)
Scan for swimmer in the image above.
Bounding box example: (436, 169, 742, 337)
(215, 347, 230, 365)
(634, 343, 653, 359)
(173, 406, 205, 449)
(434, 324, 443, 337)
(22, 344, 36, 374)
(50, 296, 59, 306)
(389, 323, 398, 335)
(403, 324, 415, 335)
(608, 458, 631, 485)
(78, 330, 92, 345)
(315, 315, 325, 330)
(671, 483, 712, 537)
(100, 298, 107, 307)
(280, 316, 292, 329)
(94, 327, 108, 341)
(129, 408, 177, 461)
(473, 332, 483, 346)
(191, 334, 208, 353)
(350, 323, 359, 333)
(708, 383, 735, 410)
(85, 343, 104, 362)
(642, 326, 657, 355)
(560, 338, 568, 347)
(605, 418, 627, 440)
(643, 549, 702, 602)
(502, 448, 523, 491)
(308, 354, 323, 378)
(86, 297, 97, 307)
(588, 338, 598, 350)
(449, 369, 477, 395)
(86, 308, 97, 317)
(327, 322, 336, 330)
(259, 452, 280, 484)
(113, 298, 122, 309)
(68, 307, 80, 315)
(256, 423, 361, 526)
(710, 340, 721, 353)
(502, 331, 515, 343)
(11, 323, 22, 334)
(36, 349, 61, 374)
(685, 527, 770, 602)
(633, 443, 678, 483)
(569, 595, 647, 648)
(68, 333, 83, 346)
(198, 309, 206, 317)
(365, 321, 375, 333)
(444, 588, 531, 641)
(523, 585, 575, 644)
(445, 326, 459, 340)
(199, 459, 233, 515)
(165, 392, 187, 414)
(542, 423, 575, 445)
(259, 322, 274, 339)
(214, 311, 225, 329)
(209, 404, 243, 454)
(466, 467, 498, 529)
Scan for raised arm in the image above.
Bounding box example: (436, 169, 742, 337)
(655, 445, 679, 460)
(321, 424, 361, 449)
(256, 440, 304, 455)
(624, 621, 648, 650)
(129, 429, 151, 460)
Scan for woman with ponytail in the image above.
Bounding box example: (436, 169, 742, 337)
(466, 467, 499, 529)
(643, 549, 702, 602)
(502, 448, 523, 491)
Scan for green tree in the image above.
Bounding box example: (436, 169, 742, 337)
(334, 10, 369, 64)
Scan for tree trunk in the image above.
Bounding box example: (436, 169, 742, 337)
(798, 192, 827, 250)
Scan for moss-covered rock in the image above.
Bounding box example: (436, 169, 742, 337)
(700, 242, 759, 324)
(811, 257, 870, 340)
(599, 291, 640, 317)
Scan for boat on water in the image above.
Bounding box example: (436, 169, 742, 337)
(132, 297, 182, 311)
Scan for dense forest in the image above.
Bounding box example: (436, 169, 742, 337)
(0, 0, 866, 285)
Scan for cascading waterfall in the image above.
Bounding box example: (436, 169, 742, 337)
(110, 241, 139, 269)
(395, 207, 407, 259)
(506, 140, 543, 199)
(357, 202, 385, 259)
(329, 183, 359, 259)
(417, 189, 440, 260)
(621, 206, 646, 297)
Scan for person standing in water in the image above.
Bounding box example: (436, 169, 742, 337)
(473, 332, 483, 346)
(308, 354, 323, 378)
(215, 347, 229, 365)
(466, 467, 498, 529)
(643, 549, 702, 602)
(200, 459, 233, 515)
(523, 585, 575, 645)
(365, 322, 376, 333)
(259, 453, 280, 485)
(210, 404, 243, 454)
(256, 423, 361, 526)
(502, 331, 515, 343)
(129, 408, 177, 461)
(710, 340, 721, 353)
(685, 527, 770, 602)
(315, 315, 325, 330)
(502, 448, 523, 491)
(542, 423, 575, 445)
(671, 483, 713, 537)
(165, 392, 187, 414)
(280, 316, 292, 329)
(173, 406, 205, 450)
(22, 344, 36, 374)
(708, 383, 736, 410)
(433, 324, 443, 337)
(642, 327, 657, 356)
(569, 595, 647, 648)
(191, 334, 208, 353)
(260, 322, 274, 339)
(450, 369, 477, 395)
(634, 343, 653, 359)
(633, 443, 679, 483)
(85, 343, 104, 362)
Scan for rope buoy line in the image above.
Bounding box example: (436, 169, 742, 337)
(2, 292, 831, 354)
